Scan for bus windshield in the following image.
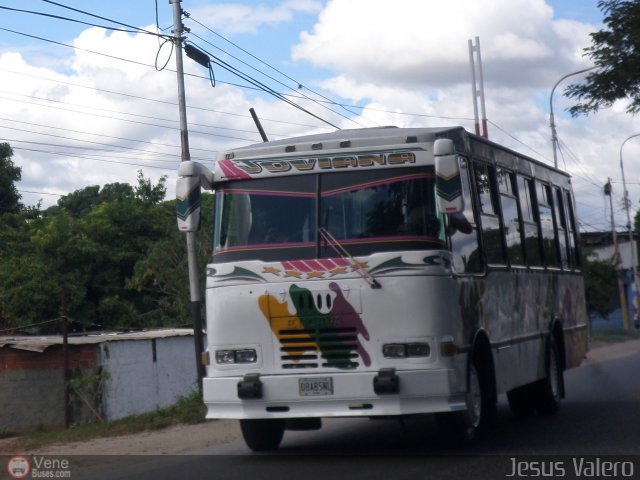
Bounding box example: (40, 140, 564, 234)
(213, 168, 445, 263)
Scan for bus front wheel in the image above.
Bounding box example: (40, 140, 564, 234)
(437, 359, 494, 444)
(240, 419, 286, 452)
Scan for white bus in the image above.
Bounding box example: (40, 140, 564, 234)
(177, 126, 588, 451)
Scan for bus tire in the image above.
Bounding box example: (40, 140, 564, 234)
(507, 383, 536, 418)
(437, 358, 494, 445)
(534, 338, 563, 415)
(240, 419, 286, 452)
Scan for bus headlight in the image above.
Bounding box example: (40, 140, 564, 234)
(215, 349, 258, 364)
(235, 349, 258, 363)
(383, 344, 407, 358)
(383, 343, 430, 358)
(216, 350, 236, 364)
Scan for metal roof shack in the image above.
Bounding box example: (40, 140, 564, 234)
(0, 329, 198, 433)
(0, 328, 194, 353)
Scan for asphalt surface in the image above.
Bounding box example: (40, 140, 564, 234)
(34, 340, 640, 480)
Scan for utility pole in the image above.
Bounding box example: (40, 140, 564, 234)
(620, 134, 640, 330)
(605, 179, 630, 330)
(170, 0, 206, 389)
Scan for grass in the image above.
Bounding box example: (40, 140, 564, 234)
(591, 329, 640, 344)
(2, 390, 207, 452)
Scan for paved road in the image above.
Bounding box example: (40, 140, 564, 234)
(80, 341, 640, 480)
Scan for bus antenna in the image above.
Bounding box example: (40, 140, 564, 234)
(249, 108, 269, 142)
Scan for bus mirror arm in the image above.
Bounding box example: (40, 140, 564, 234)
(178, 161, 215, 190)
(176, 161, 215, 233)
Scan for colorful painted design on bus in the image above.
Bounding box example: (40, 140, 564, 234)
(262, 258, 368, 280)
(218, 151, 417, 179)
(258, 282, 371, 369)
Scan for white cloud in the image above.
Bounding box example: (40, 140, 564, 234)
(188, 0, 323, 35)
(292, 0, 593, 89)
(2, 0, 638, 232)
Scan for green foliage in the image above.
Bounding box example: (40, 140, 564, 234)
(566, 0, 640, 115)
(0, 170, 209, 332)
(0, 143, 22, 214)
(582, 251, 619, 319)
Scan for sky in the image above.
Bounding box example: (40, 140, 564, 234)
(0, 0, 636, 233)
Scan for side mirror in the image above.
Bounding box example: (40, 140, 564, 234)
(176, 176, 201, 232)
(434, 138, 464, 214)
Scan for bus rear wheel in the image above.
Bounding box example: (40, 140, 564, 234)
(534, 339, 563, 415)
(240, 419, 285, 452)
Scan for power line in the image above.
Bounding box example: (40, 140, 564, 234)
(0, 68, 328, 131)
(0, 94, 260, 142)
(186, 28, 371, 129)
(0, 116, 216, 156)
(0, 4, 167, 38)
(487, 120, 549, 161)
(12, 146, 176, 170)
(186, 14, 375, 126)
(39, 0, 166, 38)
(0, 89, 273, 139)
(18, 189, 62, 196)
(0, 26, 339, 130)
(191, 40, 341, 130)
(3, 138, 182, 165)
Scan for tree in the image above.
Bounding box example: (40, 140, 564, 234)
(0, 172, 176, 332)
(0, 211, 95, 330)
(566, 0, 640, 115)
(0, 143, 22, 214)
(48, 182, 135, 218)
(582, 252, 619, 319)
(129, 193, 214, 326)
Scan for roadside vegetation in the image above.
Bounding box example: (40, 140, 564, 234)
(591, 329, 640, 344)
(0, 391, 207, 452)
(0, 142, 213, 334)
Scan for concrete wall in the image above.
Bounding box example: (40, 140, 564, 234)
(0, 345, 98, 433)
(99, 336, 198, 421)
(0, 334, 198, 431)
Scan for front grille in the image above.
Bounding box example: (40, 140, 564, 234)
(278, 327, 361, 370)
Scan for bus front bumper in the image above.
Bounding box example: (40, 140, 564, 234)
(203, 368, 466, 419)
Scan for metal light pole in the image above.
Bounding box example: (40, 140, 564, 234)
(620, 134, 640, 330)
(170, 0, 206, 388)
(549, 66, 597, 168)
(606, 179, 630, 331)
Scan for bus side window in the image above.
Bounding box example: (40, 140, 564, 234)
(474, 162, 506, 266)
(536, 181, 560, 268)
(497, 168, 525, 267)
(517, 175, 543, 267)
(564, 190, 580, 270)
(450, 158, 482, 274)
(554, 187, 570, 269)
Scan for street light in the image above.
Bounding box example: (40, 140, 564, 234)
(549, 66, 597, 168)
(620, 134, 640, 329)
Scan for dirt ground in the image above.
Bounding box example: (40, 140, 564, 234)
(2, 338, 639, 456)
(0, 420, 242, 456)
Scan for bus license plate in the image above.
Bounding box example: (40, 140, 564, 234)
(298, 377, 333, 396)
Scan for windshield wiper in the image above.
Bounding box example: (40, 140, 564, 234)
(318, 227, 381, 289)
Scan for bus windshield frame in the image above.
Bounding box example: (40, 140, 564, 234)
(213, 167, 446, 263)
